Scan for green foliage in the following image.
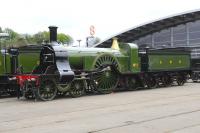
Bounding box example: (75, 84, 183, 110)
(57, 33, 73, 44)
(33, 31, 49, 44)
(4, 28, 19, 40)
(32, 31, 73, 44)
(0, 27, 73, 48)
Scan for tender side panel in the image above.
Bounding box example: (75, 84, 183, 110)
(148, 54, 190, 71)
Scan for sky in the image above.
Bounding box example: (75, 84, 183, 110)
(1, 0, 200, 46)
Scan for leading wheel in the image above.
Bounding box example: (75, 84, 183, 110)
(92, 54, 119, 94)
(37, 79, 57, 101)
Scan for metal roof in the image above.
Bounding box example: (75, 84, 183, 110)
(95, 9, 200, 48)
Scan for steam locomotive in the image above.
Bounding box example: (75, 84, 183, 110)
(0, 26, 191, 100)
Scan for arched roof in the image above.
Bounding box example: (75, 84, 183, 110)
(95, 9, 200, 48)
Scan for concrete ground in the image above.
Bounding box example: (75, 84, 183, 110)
(0, 81, 200, 133)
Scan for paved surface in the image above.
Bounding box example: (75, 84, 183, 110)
(1, 82, 200, 133)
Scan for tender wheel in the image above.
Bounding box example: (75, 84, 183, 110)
(145, 75, 157, 89)
(37, 79, 57, 101)
(177, 74, 186, 86)
(161, 75, 173, 87)
(126, 77, 139, 90)
(69, 80, 85, 98)
(191, 72, 199, 82)
(92, 54, 119, 94)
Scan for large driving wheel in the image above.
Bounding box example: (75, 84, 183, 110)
(69, 80, 85, 98)
(92, 54, 119, 94)
(37, 79, 57, 101)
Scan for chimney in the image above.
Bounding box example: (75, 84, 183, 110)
(48, 26, 58, 42)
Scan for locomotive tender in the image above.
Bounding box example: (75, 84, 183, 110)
(0, 26, 191, 100)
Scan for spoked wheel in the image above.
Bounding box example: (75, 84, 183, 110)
(92, 54, 119, 94)
(161, 75, 173, 87)
(37, 80, 57, 101)
(191, 72, 199, 82)
(177, 74, 186, 86)
(69, 80, 85, 98)
(145, 75, 157, 89)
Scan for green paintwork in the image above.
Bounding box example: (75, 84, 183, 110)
(18, 52, 40, 73)
(148, 54, 190, 71)
(0, 51, 11, 75)
(17, 45, 41, 74)
(66, 47, 125, 72)
(118, 43, 140, 73)
(66, 43, 140, 74)
(116, 56, 129, 72)
(128, 43, 140, 73)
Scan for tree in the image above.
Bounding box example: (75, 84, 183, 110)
(57, 33, 73, 44)
(33, 31, 49, 44)
(4, 28, 19, 40)
(33, 31, 73, 44)
(0, 27, 73, 47)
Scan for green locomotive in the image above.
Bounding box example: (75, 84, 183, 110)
(13, 26, 190, 101)
(0, 26, 191, 100)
